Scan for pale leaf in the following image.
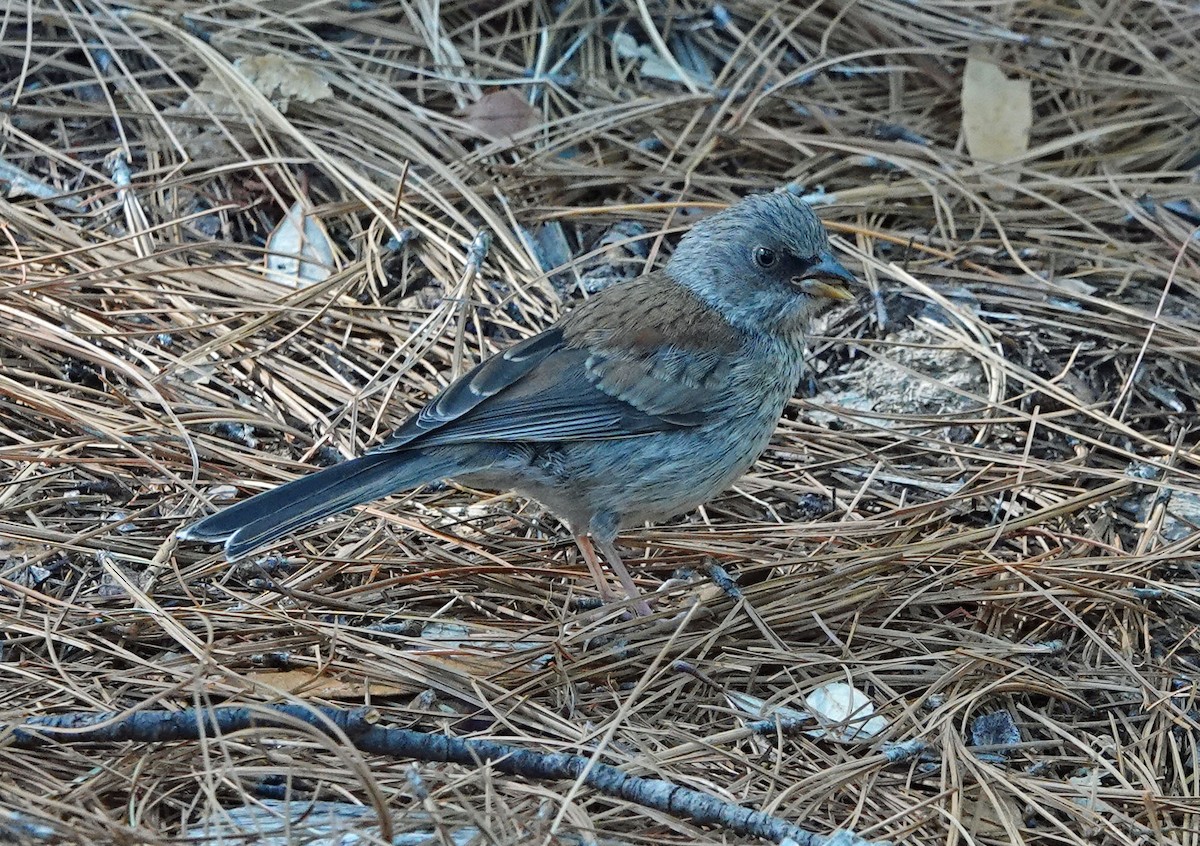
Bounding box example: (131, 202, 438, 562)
(727, 683, 887, 743)
(961, 51, 1032, 200)
(804, 681, 889, 740)
(265, 201, 336, 287)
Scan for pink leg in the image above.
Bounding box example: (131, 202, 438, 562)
(575, 535, 618, 602)
(594, 536, 652, 617)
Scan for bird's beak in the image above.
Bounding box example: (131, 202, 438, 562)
(795, 252, 857, 301)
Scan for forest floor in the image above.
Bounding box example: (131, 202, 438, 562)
(1, 2, 1198, 844)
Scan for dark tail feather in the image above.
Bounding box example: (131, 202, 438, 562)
(178, 448, 479, 561)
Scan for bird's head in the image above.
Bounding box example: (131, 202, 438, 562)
(667, 192, 858, 337)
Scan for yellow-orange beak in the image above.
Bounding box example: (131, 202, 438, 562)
(794, 251, 857, 301)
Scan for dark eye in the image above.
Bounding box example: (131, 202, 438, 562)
(753, 247, 777, 268)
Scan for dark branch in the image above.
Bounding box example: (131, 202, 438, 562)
(8, 704, 885, 846)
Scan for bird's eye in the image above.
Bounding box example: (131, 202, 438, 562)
(753, 247, 777, 269)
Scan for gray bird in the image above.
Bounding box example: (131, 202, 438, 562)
(178, 192, 857, 614)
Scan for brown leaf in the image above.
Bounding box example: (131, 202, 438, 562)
(232, 55, 333, 111)
(462, 90, 539, 140)
(961, 783, 1024, 838)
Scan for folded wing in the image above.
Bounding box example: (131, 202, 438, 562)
(371, 276, 740, 453)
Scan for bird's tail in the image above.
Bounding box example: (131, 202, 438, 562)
(178, 447, 486, 562)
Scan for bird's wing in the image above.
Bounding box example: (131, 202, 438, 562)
(370, 275, 742, 452)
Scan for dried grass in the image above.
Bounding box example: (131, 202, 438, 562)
(1, 1, 1199, 844)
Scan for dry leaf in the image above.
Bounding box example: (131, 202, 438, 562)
(265, 201, 336, 287)
(727, 682, 887, 743)
(232, 55, 332, 112)
(961, 50, 1032, 201)
(168, 55, 332, 158)
(961, 784, 1024, 837)
(462, 90, 539, 140)
(612, 31, 710, 85)
(805, 682, 889, 740)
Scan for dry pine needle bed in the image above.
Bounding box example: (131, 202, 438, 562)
(1, 2, 1198, 845)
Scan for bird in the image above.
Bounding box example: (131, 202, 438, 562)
(178, 191, 857, 615)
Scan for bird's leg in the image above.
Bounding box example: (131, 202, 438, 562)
(574, 534, 618, 602)
(593, 535, 653, 617)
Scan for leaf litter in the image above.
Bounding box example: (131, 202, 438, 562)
(0, 2, 1198, 844)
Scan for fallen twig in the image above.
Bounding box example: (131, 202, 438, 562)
(6, 704, 885, 846)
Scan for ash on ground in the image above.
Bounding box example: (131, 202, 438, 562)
(804, 326, 987, 440)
